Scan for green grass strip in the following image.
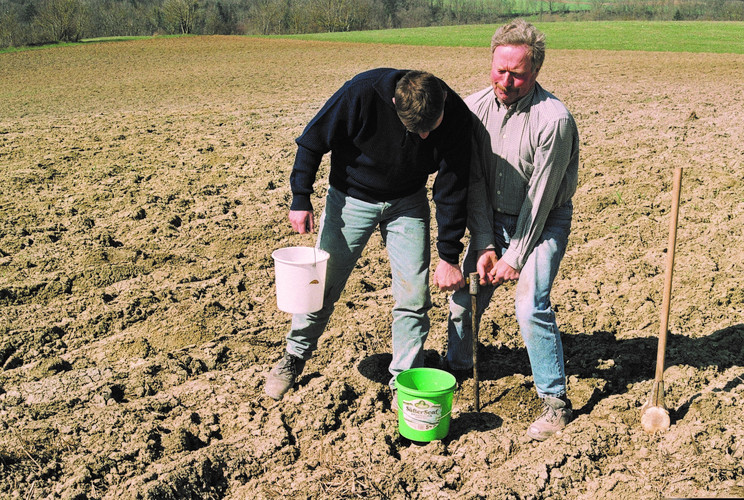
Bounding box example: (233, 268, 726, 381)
(275, 21, 744, 54)
(4, 22, 742, 55)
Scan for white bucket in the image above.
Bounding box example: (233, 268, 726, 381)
(272, 247, 330, 314)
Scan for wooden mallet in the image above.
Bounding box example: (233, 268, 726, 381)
(641, 166, 683, 433)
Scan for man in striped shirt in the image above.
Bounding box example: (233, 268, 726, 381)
(444, 19, 580, 441)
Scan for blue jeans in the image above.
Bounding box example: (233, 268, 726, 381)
(285, 186, 432, 386)
(446, 203, 572, 398)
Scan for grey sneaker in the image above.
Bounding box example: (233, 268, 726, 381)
(527, 395, 573, 441)
(265, 353, 306, 400)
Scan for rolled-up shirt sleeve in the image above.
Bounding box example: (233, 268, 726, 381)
(501, 116, 578, 270)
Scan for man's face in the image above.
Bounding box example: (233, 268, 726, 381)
(490, 44, 539, 106)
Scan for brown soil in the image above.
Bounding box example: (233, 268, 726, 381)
(1, 36, 743, 499)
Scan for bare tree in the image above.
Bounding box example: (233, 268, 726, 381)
(162, 0, 198, 34)
(0, 9, 21, 47)
(309, 0, 347, 31)
(33, 0, 86, 42)
(250, 0, 285, 34)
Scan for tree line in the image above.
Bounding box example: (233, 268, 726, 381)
(1, 0, 743, 49)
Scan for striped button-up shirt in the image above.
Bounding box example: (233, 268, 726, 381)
(465, 82, 579, 270)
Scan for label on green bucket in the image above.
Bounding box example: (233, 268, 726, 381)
(402, 398, 442, 431)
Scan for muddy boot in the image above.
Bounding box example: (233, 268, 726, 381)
(265, 353, 306, 400)
(527, 395, 573, 441)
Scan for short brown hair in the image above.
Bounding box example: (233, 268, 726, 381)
(491, 19, 546, 73)
(394, 70, 445, 134)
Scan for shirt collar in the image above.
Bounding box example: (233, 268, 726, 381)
(494, 84, 537, 115)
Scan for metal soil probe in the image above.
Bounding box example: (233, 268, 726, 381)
(469, 272, 480, 412)
(641, 166, 683, 433)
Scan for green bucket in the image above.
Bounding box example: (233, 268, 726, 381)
(394, 368, 456, 442)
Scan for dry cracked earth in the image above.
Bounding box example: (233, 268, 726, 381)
(1, 36, 743, 499)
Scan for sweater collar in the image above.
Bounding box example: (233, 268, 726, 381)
(373, 68, 409, 110)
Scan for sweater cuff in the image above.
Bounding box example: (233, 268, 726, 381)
(470, 233, 495, 252)
(290, 194, 313, 212)
(436, 241, 462, 266)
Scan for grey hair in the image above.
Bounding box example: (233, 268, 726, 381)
(490, 19, 546, 72)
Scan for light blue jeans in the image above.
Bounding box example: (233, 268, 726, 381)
(446, 203, 572, 398)
(285, 186, 432, 386)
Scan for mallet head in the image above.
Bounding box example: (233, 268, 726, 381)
(640, 403, 671, 433)
(469, 272, 479, 295)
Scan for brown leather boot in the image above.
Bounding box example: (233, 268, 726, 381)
(527, 395, 573, 441)
(265, 353, 306, 400)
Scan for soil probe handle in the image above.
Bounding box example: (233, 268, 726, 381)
(469, 272, 480, 412)
(652, 167, 682, 405)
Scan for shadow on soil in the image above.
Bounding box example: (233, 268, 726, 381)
(355, 323, 743, 419)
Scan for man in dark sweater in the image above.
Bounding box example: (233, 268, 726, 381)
(266, 68, 472, 402)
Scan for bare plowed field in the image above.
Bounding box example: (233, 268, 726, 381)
(1, 36, 743, 499)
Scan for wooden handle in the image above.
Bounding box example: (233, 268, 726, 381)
(469, 272, 480, 411)
(652, 167, 682, 402)
(471, 294, 480, 412)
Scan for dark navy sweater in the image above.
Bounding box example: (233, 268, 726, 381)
(290, 68, 471, 264)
